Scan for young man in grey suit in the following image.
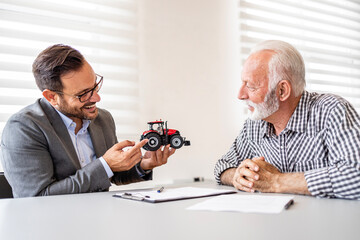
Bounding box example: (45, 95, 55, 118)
(1, 44, 175, 198)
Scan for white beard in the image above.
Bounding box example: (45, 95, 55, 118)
(245, 89, 279, 121)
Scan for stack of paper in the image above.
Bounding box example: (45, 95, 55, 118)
(187, 194, 294, 214)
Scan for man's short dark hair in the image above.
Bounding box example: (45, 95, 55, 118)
(32, 44, 84, 92)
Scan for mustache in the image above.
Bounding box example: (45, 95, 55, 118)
(82, 102, 96, 108)
(245, 100, 257, 108)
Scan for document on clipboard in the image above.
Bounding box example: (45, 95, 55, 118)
(113, 187, 237, 203)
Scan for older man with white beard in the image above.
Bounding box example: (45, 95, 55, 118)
(214, 40, 360, 200)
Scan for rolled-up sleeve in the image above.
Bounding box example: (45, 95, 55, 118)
(214, 123, 252, 184)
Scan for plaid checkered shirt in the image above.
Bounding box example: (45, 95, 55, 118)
(214, 91, 360, 199)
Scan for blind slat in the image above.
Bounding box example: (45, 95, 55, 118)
(241, 1, 360, 29)
(0, 28, 138, 54)
(0, 10, 136, 40)
(0, 0, 137, 26)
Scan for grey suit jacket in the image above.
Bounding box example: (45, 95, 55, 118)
(1, 98, 151, 198)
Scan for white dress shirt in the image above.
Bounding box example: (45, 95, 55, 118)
(56, 110, 114, 178)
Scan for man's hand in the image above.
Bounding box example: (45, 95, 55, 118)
(232, 156, 282, 193)
(250, 157, 282, 192)
(232, 157, 260, 192)
(140, 144, 176, 171)
(103, 139, 148, 172)
(229, 156, 310, 195)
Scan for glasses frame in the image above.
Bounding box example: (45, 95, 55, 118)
(52, 74, 103, 103)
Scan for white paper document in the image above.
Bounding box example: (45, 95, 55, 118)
(113, 187, 237, 203)
(187, 194, 294, 214)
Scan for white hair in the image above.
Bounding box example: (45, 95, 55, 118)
(250, 40, 306, 97)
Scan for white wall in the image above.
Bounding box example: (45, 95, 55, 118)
(137, 0, 246, 183)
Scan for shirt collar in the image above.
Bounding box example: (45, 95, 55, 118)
(262, 121, 273, 137)
(55, 109, 91, 132)
(261, 91, 310, 137)
(285, 91, 310, 133)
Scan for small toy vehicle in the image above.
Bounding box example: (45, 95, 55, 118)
(140, 120, 190, 151)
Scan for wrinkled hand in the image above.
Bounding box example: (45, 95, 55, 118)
(232, 156, 282, 193)
(103, 139, 148, 172)
(140, 144, 176, 171)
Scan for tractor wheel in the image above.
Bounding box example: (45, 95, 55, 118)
(143, 132, 162, 151)
(170, 134, 184, 149)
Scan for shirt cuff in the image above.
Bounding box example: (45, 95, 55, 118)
(304, 167, 334, 198)
(214, 161, 239, 184)
(135, 163, 152, 178)
(99, 157, 114, 179)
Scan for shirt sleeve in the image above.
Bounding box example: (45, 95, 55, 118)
(304, 101, 360, 199)
(99, 157, 114, 178)
(214, 122, 252, 184)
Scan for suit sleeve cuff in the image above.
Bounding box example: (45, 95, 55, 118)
(99, 157, 114, 179)
(135, 163, 152, 178)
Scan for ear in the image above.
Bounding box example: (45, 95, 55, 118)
(277, 80, 292, 102)
(42, 89, 59, 107)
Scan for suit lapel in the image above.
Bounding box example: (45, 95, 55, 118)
(39, 98, 81, 169)
(88, 118, 107, 158)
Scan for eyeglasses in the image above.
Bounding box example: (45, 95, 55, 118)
(52, 74, 103, 103)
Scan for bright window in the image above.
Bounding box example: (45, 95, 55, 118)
(0, 0, 140, 140)
(239, 0, 360, 112)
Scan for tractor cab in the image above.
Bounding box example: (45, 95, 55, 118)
(147, 121, 165, 135)
(144, 121, 177, 136)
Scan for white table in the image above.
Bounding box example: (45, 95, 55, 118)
(0, 181, 359, 240)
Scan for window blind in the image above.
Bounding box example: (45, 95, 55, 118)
(239, 0, 360, 112)
(0, 0, 140, 140)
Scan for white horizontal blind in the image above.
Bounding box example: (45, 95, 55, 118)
(239, 0, 360, 112)
(0, 0, 140, 140)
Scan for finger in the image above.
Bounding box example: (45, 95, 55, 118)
(252, 156, 265, 168)
(233, 168, 255, 189)
(163, 144, 170, 157)
(161, 144, 172, 164)
(252, 156, 265, 161)
(156, 148, 163, 164)
(136, 139, 149, 148)
(113, 140, 135, 150)
(161, 144, 171, 163)
(150, 151, 157, 162)
(129, 151, 143, 165)
(239, 167, 259, 181)
(127, 139, 148, 156)
(169, 147, 176, 156)
(238, 175, 255, 189)
(233, 178, 254, 193)
(240, 158, 259, 172)
(164, 145, 175, 158)
(119, 151, 142, 171)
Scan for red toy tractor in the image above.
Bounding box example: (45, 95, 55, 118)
(140, 120, 190, 151)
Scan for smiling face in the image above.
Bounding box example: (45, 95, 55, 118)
(56, 61, 101, 122)
(238, 50, 279, 121)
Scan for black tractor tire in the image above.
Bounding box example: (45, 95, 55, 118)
(170, 134, 184, 149)
(143, 132, 162, 151)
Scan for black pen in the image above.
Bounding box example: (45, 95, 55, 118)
(284, 199, 294, 210)
(157, 186, 164, 193)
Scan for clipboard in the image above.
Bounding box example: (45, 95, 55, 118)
(113, 187, 237, 203)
